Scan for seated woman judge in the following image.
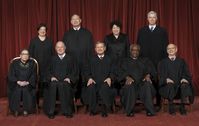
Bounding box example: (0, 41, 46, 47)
(8, 49, 37, 117)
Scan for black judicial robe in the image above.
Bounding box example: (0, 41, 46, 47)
(158, 57, 194, 102)
(29, 36, 53, 82)
(119, 57, 156, 114)
(63, 28, 93, 74)
(82, 55, 116, 112)
(137, 26, 168, 68)
(8, 59, 36, 112)
(104, 33, 130, 64)
(45, 54, 78, 115)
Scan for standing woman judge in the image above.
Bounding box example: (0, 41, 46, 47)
(104, 21, 130, 93)
(29, 23, 54, 113)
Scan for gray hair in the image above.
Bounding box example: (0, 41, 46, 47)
(147, 11, 158, 18)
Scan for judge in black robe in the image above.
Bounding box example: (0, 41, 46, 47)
(46, 41, 78, 119)
(104, 20, 130, 93)
(63, 14, 94, 99)
(8, 49, 36, 117)
(82, 42, 116, 117)
(119, 44, 156, 117)
(158, 44, 193, 115)
(137, 11, 168, 108)
(29, 24, 54, 112)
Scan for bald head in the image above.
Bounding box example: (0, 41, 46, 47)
(167, 43, 178, 56)
(55, 41, 66, 55)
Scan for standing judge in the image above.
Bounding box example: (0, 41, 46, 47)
(29, 23, 53, 111)
(137, 11, 169, 109)
(63, 14, 94, 99)
(104, 21, 130, 93)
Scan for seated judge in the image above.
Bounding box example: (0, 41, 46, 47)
(158, 44, 194, 115)
(47, 41, 78, 119)
(8, 49, 36, 117)
(82, 42, 116, 117)
(119, 44, 156, 117)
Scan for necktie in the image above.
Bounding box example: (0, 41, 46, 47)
(150, 27, 154, 32)
(171, 57, 175, 61)
(99, 56, 103, 60)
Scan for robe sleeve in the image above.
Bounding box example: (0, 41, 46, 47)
(158, 60, 168, 87)
(181, 59, 192, 83)
(28, 61, 37, 88)
(28, 39, 35, 57)
(8, 61, 18, 83)
(66, 57, 79, 84)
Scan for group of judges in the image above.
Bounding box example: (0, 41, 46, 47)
(7, 11, 194, 119)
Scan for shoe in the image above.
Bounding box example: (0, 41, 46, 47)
(64, 113, 73, 118)
(146, 112, 155, 116)
(23, 111, 28, 117)
(169, 103, 176, 115)
(126, 112, 134, 117)
(48, 114, 55, 119)
(179, 104, 187, 115)
(101, 112, 108, 117)
(14, 111, 19, 117)
(89, 111, 97, 116)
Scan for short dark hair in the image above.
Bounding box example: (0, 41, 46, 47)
(130, 44, 140, 51)
(110, 20, 122, 29)
(37, 23, 47, 31)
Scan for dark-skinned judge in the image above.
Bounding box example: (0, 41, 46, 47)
(82, 42, 116, 117)
(63, 14, 94, 99)
(158, 44, 194, 115)
(8, 49, 36, 117)
(137, 11, 169, 110)
(119, 44, 156, 117)
(47, 41, 78, 119)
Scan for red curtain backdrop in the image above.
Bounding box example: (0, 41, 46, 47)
(0, 0, 199, 97)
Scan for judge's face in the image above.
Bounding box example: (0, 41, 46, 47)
(95, 43, 106, 55)
(71, 15, 81, 28)
(130, 46, 140, 58)
(112, 25, 120, 36)
(167, 44, 177, 56)
(56, 42, 66, 55)
(20, 50, 29, 62)
(38, 26, 47, 37)
(147, 13, 157, 25)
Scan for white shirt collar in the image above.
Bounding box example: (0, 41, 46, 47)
(73, 26, 81, 31)
(98, 54, 104, 58)
(149, 25, 156, 29)
(58, 53, 66, 59)
(168, 55, 176, 61)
